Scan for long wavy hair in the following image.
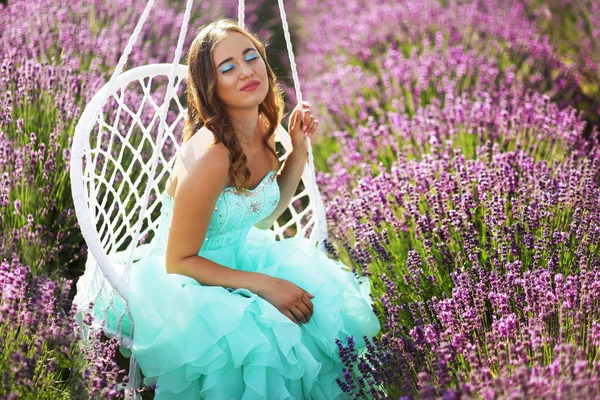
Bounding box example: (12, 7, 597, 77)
(183, 18, 284, 193)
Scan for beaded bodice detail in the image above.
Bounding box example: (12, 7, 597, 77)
(150, 170, 280, 254)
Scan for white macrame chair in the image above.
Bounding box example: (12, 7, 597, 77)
(69, 0, 327, 397)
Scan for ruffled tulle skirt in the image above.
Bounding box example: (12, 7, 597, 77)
(125, 227, 381, 399)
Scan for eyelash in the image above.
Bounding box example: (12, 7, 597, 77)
(221, 55, 259, 73)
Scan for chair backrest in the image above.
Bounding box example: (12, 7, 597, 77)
(70, 63, 326, 302)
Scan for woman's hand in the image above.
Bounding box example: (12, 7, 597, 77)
(288, 101, 319, 152)
(257, 275, 315, 324)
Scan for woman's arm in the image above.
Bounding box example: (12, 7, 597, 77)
(166, 143, 270, 294)
(255, 143, 308, 229)
(255, 102, 318, 229)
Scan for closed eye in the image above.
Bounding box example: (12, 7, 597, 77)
(221, 55, 260, 74)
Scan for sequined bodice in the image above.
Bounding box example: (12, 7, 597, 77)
(149, 171, 280, 254)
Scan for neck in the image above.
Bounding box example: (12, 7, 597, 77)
(229, 106, 261, 145)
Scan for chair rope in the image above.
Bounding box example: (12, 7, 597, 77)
(238, 0, 245, 28)
(276, 0, 328, 249)
(81, 0, 156, 157)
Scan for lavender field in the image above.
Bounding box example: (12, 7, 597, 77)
(1, 0, 599, 398)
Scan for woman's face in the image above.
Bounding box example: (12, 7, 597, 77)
(212, 31, 269, 110)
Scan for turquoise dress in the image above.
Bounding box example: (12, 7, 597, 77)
(126, 170, 381, 399)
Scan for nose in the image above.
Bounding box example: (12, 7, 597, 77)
(239, 62, 254, 78)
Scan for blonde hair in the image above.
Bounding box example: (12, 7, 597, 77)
(183, 18, 284, 192)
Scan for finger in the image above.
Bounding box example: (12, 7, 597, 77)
(302, 101, 311, 108)
(304, 119, 316, 137)
(303, 112, 312, 131)
(291, 109, 301, 130)
(295, 301, 311, 320)
(308, 119, 318, 134)
(301, 295, 314, 317)
(291, 305, 309, 324)
(302, 289, 315, 298)
(284, 310, 300, 324)
(289, 307, 305, 324)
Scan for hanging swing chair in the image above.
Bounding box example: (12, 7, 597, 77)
(70, 0, 327, 396)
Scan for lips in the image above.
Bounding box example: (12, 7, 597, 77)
(241, 80, 260, 91)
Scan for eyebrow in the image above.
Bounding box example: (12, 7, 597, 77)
(216, 48, 257, 69)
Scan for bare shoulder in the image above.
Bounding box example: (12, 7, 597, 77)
(179, 128, 228, 179)
(166, 127, 229, 196)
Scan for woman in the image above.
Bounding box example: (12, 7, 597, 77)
(127, 18, 381, 399)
